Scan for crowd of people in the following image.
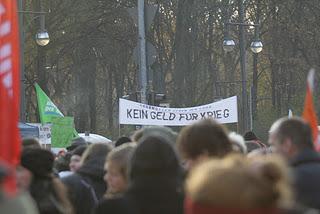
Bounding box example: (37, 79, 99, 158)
(1, 116, 320, 214)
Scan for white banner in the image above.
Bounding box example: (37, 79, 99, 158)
(28, 123, 52, 144)
(119, 96, 238, 126)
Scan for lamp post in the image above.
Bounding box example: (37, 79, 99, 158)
(18, 0, 50, 122)
(138, 0, 148, 105)
(35, 14, 50, 46)
(223, 0, 263, 133)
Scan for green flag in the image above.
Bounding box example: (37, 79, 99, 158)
(35, 83, 78, 137)
(35, 83, 64, 123)
(51, 117, 75, 148)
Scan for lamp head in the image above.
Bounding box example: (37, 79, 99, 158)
(223, 39, 236, 52)
(250, 40, 263, 53)
(35, 30, 50, 46)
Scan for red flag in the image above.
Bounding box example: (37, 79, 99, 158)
(302, 69, 319, 151)
(0, 0, 21, 194)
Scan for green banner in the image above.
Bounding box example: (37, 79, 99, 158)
(51, 117, 75, 148)
(35, 83, 78, 137)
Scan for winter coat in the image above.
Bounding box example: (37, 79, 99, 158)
(94, 197, 134, 214)
(62, 157, 107, 214)
(290, 148, 320, 210)
(94, 177, 184, 214)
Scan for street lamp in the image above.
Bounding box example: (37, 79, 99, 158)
(19, 11, 50, 46)
(35, 30, 50, 46)
(223, 31, 263, 53)
(223, 21, 235, 52)
(250, 40, 263, 53)
(223, 38, 236, 52)
(18, 6, 50, 122)
(223, 0, 263, 133)
(35, 14, 50, 46)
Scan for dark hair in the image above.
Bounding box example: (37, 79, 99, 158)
(21, 148, 55, 178)
(21, 148, 73, 214)
(130, 135, 180, 180)
(127, 136, 183, 214)
(274, 117, 314, 149)
(72, 145, 87, 156)
(243, 131, 259, 141)
(177, 119, 232, 159)
(22, 138, 41, 150)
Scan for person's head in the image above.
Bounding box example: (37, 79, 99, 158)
(80, 143, 112, 168)
(21, 148, 55, 179)
(185, 154, 292, 214)
(129, 135, 180, 182)
(245, 141, 264, 153)
(268, 117, 314, 159)
(131, 129, 143, 142)
(66, 137, 87, 152)
(115, 136, 132, 147)
(19, 148, 54, 191)
(22, 138, 41, 150)
(244, 131, 266, 153)
(54, 152, 72, 173)
(229, 132, 247, 154)
(243, 131, 259, 141)
(177, 119, 232, 170)
(132, 126, 177, 147)
(104, 143, 136, 196)
(69, 145, 87, 172)
(21, 148, 73, 214)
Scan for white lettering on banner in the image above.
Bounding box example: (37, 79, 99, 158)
(0, 4, 4, 15)
(2, 71, 12, 88)
(0, 58, 12, 73)
(0, 21, 10, 36)
(0, 4, 13, 97)
(119, 96, 238, 126)
(0, 43, 11, 59)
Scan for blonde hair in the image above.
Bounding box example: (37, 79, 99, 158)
(186, 154, 292, 209)
(80, 143, 112, 165)
(105, 143, 136, 198)
(106, 143, 136, 181)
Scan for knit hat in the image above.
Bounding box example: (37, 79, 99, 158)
(21, 148, 54, 178)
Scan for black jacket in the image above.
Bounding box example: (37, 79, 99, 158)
(94, 177, 184, 214)
(62, 157, 106, 214)
(290, 148, 320, 210)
